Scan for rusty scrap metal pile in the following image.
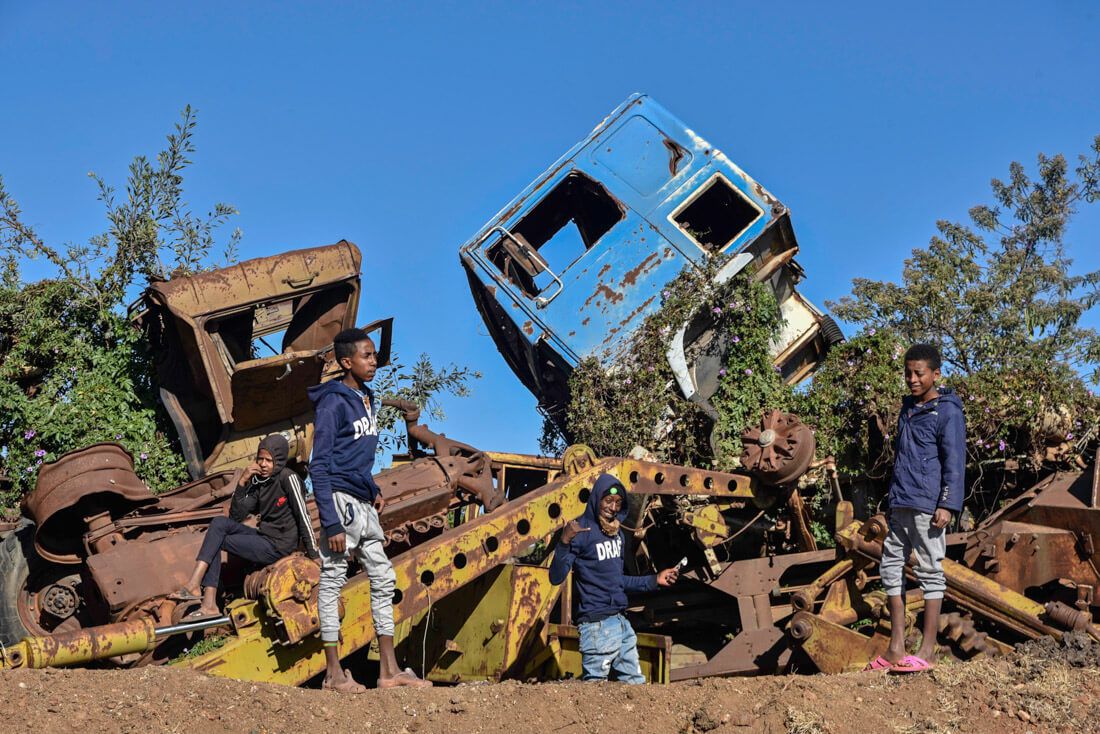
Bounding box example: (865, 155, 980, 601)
(2, 94, 1100, 686)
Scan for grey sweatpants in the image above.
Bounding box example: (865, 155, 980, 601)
(879, 506, 947, 600)
(318, 492, 396, 641)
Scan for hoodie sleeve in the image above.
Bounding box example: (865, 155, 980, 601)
(549, 535, 577, 586)
(310, 395, 344, 537)
(936, 402, 967, 513)
(285, 471, 320, 559)
(623, 573, 659, 593)
(229, 474, 257, 522)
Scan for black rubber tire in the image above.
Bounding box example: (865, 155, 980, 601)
(819, 315, 845, 348)
(0, 519, 35, 645)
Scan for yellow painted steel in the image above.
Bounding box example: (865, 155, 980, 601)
(410, 563, 563, 682)
(180, 457, 616, 683)
(172, 455, 753, 685)
(0, 617, 156, 669)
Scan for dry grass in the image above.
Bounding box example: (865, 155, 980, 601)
(785, 706, 828, 734)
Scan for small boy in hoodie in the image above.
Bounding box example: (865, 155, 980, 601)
(175, 434, 317, 620)
(549, 473, 680, 683)
(308, 328, 431, 692)
(869, 343, 966, 673)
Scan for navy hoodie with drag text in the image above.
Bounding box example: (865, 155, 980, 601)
(307, 379, 382, 537)
(549, 473, 657, 623)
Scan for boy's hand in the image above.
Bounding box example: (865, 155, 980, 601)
(656, 567, 679, 587)
(328, 532, 347, 554)
(560, 520, 589, 544)
(238, 462, 261, 487)
(932, 508, 952, 529)
(373, 495, 386, 513)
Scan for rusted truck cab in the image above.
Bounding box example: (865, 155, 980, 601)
(460, 94, 842, 429)
(132, 240, 391, 479)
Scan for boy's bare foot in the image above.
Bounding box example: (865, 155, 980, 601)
(322, 669, 366, 693)
(378, 668, 433, 689)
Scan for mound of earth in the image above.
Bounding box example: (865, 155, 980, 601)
(0, 649, 1098, 733)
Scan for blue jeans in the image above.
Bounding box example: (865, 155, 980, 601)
(578, 613, 645, 684)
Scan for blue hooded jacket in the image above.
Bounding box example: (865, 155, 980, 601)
(549, 473, 658, 623)
(888, 387, 966, 514)
(307, 379, 382, 537)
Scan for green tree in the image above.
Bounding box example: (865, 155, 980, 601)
(805, 136, 1100, 519)
(0, 107, 240, 507)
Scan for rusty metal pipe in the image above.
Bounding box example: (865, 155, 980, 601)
(0, 613, 234, 670)
(18, 617, 157, 669)
(791, 558, 854, 612)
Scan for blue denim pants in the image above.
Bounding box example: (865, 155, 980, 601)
(577, 613, 645, 684)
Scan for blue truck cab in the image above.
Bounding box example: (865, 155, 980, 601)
(459, 94, 841, 433)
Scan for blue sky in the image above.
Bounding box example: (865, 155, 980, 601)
(2, 1, 1098, 457)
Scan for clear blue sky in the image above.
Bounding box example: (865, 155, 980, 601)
(2, 1, 1098, 457)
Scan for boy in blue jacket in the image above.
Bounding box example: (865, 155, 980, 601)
(550, 473, 679, 683)
(308, 328, 430, 692)
(871, 343, 966, 673)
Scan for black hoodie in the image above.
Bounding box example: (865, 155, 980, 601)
(229, 434, 319, 558)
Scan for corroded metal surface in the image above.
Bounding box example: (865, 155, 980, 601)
(740, 410, 816, 487)
(134, 241, 367, 477)
(243, 554, 320, 645)
(24, 444, 155, 563)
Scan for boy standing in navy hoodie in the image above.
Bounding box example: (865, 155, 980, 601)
(869, 343, 966, 674)
(308, 328, 431, 692)
(550, 473, 679, 683)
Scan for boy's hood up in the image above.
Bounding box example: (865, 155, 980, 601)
(585, 473, 629, 523)
(258, 433, 289, 475)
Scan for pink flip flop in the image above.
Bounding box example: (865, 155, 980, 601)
(863, 655, 893, 671)
(890, 655, 934, 674)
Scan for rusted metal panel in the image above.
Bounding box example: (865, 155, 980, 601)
(86, 530, 205, 615)
(145, 241, 362, 319)
(24, 444, 156, 564)
(134, 242, 367, 477)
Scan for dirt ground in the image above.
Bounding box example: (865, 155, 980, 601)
(1, 645, 1098, 734)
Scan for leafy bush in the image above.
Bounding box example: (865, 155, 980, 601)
(560, 262, 794, 469)
(0, 107, 236, 508)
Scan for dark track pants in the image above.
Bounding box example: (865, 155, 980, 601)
(197, 516, 282, 589)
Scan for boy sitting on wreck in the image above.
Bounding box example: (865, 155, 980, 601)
(867, 343, 965, 673)
(550, 473, 680, 683)
(174, 434, 318, 620)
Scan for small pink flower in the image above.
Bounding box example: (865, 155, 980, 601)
(744, 368, 753, 376)
(24, 429, 36, 440)
(998, 440, 1006, 452)
(731, 335, 740, 343)
(34, 449, 46, 458)
(869, 328, 877, 336)
(718, 368, 727, 377)
(139, 452, 148, 461)
(1067, 433, 1074, 440)
(712, 306, 722, 315)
